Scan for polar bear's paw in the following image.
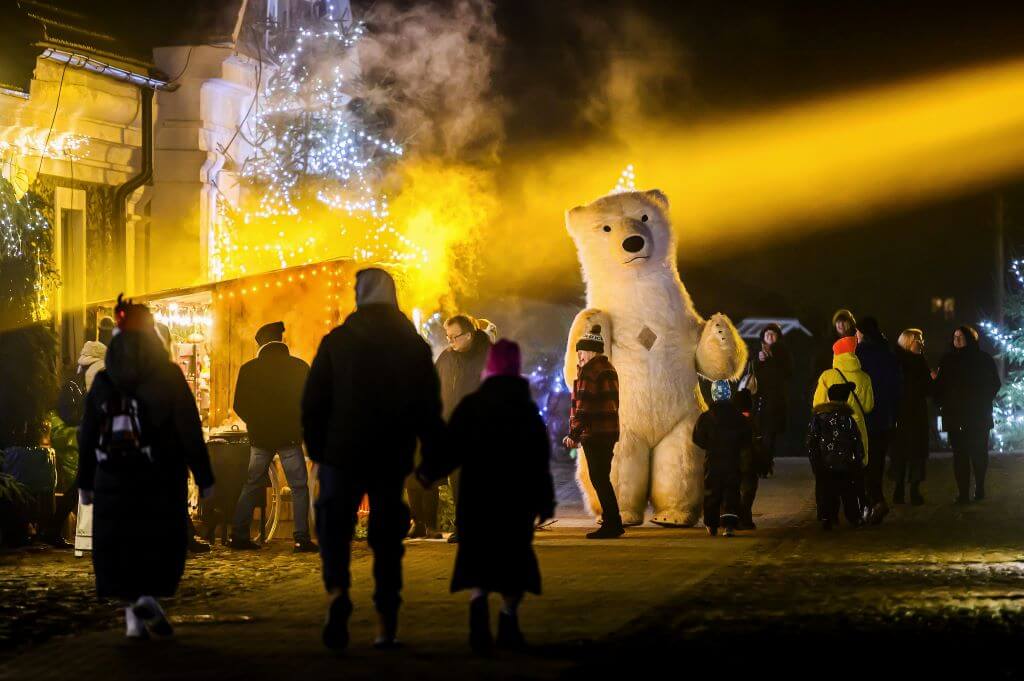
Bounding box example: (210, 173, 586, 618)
(620, 510, 645, 526)
(650, 508, 699, 528)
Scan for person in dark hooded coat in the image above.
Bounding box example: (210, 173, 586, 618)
(933, 325, 1001, 503)
(855, 316, 901, 524)
(693, 380, 752, 537)
(418, 340, 555, 653)
(77, 296, 214, 639)
(302, 268, 445, 651)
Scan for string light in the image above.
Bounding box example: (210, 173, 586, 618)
(980, 257, 1024, 450)
(611, 163, 637, 194)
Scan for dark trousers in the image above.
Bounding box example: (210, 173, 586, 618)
(815, 469, 864, 525)
(315, 464, 409, 614)
(582, 437, 622, 529)
(891, 457, 926, 490)
(704, 470, 740, 531)
(405, 475, 439, 530)
(865, 430, 891, 506)
(761, 432, 780, 474)
(949, 426, 989, 499)
(448, 468, 461, 524)
(739, 473, 758, 526)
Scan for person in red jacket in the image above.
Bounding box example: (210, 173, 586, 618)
(563, 325, 623, 539)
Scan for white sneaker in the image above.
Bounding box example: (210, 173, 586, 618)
(133, 596, 173, 637)
(125, 606, 148, 639)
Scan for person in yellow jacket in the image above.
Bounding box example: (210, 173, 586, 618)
(813, 336, 875, 465)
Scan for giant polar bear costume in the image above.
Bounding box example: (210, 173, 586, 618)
(564, 189, 747, 527)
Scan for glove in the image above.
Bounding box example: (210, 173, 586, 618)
(79, 489, 94, 506)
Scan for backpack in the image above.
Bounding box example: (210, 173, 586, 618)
(96, 395, 153, 468)
(820, 411, 862, 474)
(56, 376, 85, 427)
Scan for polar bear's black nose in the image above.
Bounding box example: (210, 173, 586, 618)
(622, 236, 645, 253)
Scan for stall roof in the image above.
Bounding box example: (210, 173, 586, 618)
(737, 317, 813, 339)
(88, 257, 364, 309)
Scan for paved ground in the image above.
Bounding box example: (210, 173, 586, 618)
(2, 454, 1023, 680)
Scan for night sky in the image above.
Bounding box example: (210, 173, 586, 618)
(487, 1, 1024, 360)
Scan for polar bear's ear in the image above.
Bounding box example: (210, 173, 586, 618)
(645, 189, 669, 211)
(565, 206, 585, 232)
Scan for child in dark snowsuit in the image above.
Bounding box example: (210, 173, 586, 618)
(693, 381, 752, 537)
(807, 382, 866, 530)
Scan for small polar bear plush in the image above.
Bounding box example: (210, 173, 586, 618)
(564, 189, 747, 527)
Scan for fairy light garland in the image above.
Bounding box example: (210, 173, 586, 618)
(212, 20, 429, 281)
(611, 163, 636, 194)
(980, 257, 1024, 450)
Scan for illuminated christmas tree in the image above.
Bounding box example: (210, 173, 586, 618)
(222, 13, 426, 280)
(980, 259, 1024, 450)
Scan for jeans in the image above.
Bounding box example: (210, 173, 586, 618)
(232, 445, 310, 540)
(582, 437, 622, 529)
(316, 464, 408, 613)
(949, 426, 989, 499)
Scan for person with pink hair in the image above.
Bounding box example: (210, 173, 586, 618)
(417, 339, 556, 653)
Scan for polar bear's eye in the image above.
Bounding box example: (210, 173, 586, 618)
(602, 225, 611, 232)
(641, 214, 649, 222)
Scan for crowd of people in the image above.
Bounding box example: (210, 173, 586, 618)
(69, 271, 1003, 653)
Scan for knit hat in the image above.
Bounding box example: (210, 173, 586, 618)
(711, 380, 732, 403)
(576, 325, 605, 353)
(827, 382, 854, 402)
(114, 294, 153, 333)
(482, 339, 521, 379)
(832, 335, 858, 356)
(255, 321, 285, 346)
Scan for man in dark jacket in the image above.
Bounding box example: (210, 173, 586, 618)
(693, 381, 752, 537)
(229, 321, 315, 552)
(934, 325, 1001, 503)
(855, 317, 901, 524)
(563, 325, 623, 539)
(433, 314, 492, 543)
(302, 268, 445, 651)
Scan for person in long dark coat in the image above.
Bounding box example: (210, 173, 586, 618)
(418, 339, 555, 653)
(77, 297, 214, 639)
(891, 329, 932, 505)
(751, 323, 792, 495)
(933, 325, 1001, 503)
(302, 268, 445, 651)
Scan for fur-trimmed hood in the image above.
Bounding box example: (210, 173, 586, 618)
(77, 341, 107, 368)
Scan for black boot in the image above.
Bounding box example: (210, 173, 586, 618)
(469, 597, 492, 653)
(323, 594, 352, 651)
(496, 610, 526, 650)
(586, 524, 624, 539)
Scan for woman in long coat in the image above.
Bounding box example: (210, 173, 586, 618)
(891, 329, 932, 505)
(753, 323, 793, 473)
(418, 339, 555, 653)
(932, 325, 1000, 503)
(78, 297, 214, 639)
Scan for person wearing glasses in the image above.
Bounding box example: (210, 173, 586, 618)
(434, 314, 493, 543)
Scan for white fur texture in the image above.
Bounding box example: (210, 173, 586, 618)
(565, 190, 747, 526)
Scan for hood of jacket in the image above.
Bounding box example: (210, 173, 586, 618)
(813, 401, 855, 416)
(104, 330, 168, 395)
(78, 341, 107, 367)
(355, 268, 398, 308)
(832, 351, 863, 374)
